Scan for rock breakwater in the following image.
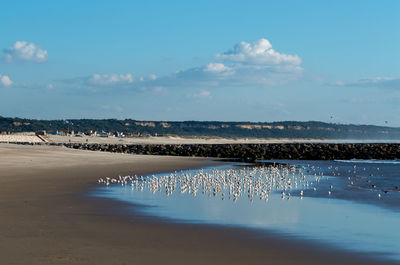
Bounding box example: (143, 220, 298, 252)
(62, 143, 400, 161)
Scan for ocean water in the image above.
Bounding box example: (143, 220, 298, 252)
(93, 160, 400, 262)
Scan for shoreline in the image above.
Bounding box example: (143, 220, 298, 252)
(0, 143, 398, 265)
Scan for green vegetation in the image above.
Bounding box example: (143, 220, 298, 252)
(1, 116, 400, 139)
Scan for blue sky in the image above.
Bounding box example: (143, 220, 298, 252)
(1, 0, 399, 125)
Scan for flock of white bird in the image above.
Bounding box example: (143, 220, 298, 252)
(97, 165, 335, 203)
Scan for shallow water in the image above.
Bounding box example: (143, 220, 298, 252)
(93, 160, 400, 262)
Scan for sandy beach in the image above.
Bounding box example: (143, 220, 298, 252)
(4, 134, 333, 145)
(45, 134, 400, 145)
(0, 143, 397, 265)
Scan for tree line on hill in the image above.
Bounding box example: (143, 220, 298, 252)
(1, 116, 400, 139)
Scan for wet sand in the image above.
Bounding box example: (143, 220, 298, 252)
(0, 143, 397, 265)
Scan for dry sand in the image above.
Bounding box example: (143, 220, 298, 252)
(0, 143, 397, 265)
(47, 134, 334, 145)
(0, 134, 43, 143)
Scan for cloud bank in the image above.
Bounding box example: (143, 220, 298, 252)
(64, 38, 303, 91)
(335, 77, 400, 89)
(0, 74, 13, 87)
(167, 38, 303, 87)
(88, 74, 134, 86)
(3, 41, 48, 63)
(188, 89, 212, 99)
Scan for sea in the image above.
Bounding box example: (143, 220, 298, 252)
(92, 159, 400, 262)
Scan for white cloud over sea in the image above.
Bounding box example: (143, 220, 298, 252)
(3, 41, 48, 63)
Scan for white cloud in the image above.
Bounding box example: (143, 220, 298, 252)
(215, 38, 302, 65)
(189, 89, 212, 99)
(0, 74, 13, 87)
(203, 63, 232, 74)
(149, 74, 158, 80)
(85, 73, 159, 87)
(171, 38, 303, 87)
(334, 77, 400, 89)
(138, 74, 158, 82)
(3, 41, 48, 63)
(88, 73, 134, 86)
